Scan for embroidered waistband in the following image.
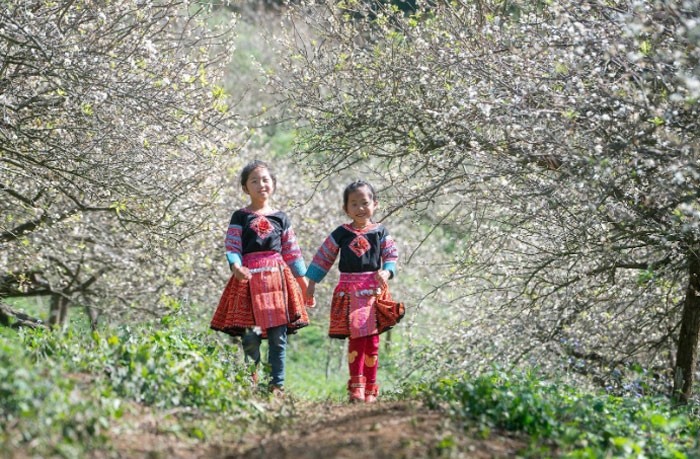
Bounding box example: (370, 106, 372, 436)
(248, 266, 281, 274)
(337, 288, 382, 298)
(338, 271, 377, 282)
(337, 271, 381, 297)
(243, 250, 282, 262)
(243, 251, 284, 270)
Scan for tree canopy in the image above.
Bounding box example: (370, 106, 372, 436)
(1, 0, 240, 324)
(271, 0, 700, 399)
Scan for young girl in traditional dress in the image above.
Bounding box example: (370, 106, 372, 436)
(210, 160, 311, 396)
(305, 180, 399, 403)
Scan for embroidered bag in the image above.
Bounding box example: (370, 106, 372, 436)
(374, 278, 405, 333)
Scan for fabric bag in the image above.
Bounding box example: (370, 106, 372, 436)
(374, 278, 405, 334)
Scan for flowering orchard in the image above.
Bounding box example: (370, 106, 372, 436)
(0, 1, 243, 325)
(270, 0, 700, 400)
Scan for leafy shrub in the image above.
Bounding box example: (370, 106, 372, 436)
(100, 324, 250, 412)
(1, 309, 260, 455)
(417, 369, 700, 458)
(20, 313, 253, 412)
(0, 334, 118, 455)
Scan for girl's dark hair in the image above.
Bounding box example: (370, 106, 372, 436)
(240, 160, 276, 189)
(343, 180, 376, 208)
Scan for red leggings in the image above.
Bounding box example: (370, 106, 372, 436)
(348, 334, 380, 384)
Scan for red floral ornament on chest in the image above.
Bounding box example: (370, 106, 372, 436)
(250, 216, 274, 239)
(349, 235, 371, 258)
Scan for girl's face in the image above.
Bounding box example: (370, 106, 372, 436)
(344, 186, 377, 228)
(243, 167, 275, 203)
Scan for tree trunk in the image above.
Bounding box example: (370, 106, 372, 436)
(85, 306, 100, 330)
(325, 338, 333, 381)
(673, 249, 700, 403)
(0, 306, 10, 326)
(48, 294, 70, 328)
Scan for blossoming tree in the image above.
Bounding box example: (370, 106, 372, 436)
(0, 1, 241, 326)
(270, 0, 700, 400)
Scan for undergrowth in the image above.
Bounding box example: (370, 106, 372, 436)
(413, 369, 700, 458)
(0, 307, 260, 457)
(4, 302, 700, 458)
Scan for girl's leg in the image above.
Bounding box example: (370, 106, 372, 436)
(242, 329, 262, 385)
(266, 325, 288, 388)
(363, 334, 380, 384)
(364, 334, 380, 403)
(242, 329, 262, 365)
(347, 336, 368, 402)
(348, 336, 366, 377)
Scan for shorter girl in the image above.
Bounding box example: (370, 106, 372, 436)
(210, 160, 311, 395)
(305, 180, 400, 403)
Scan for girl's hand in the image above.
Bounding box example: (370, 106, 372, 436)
(376, 270, 390, 283)
(296, 276, 308, 297)
(231, 264, 251, 281)
(305, 280, 316, 307)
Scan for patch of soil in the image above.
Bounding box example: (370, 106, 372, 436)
(91, 406, 209, 459)
(218, 400, 527, 459)
(98, 399, 527, 459)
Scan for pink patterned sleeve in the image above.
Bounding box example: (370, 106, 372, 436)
(281, 226, 307, 277)
(225, 223, 243, 266)
(306, 234, 340, 283)
(381, 232, 398, 277)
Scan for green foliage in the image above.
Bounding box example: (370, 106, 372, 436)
(0, 309, 259, 456)
(99, 326, 248, 411)
(21, 314, 253, 412)
(416, 369, 700, 458)
(0, 296, 420, 455)
(0, 333, 116, 455)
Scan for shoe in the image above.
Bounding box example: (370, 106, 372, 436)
(365, 383, 379, 403)
(270, 385, 285, 398)
(347, 376, 366, 403)
(251, 371, 258, 386)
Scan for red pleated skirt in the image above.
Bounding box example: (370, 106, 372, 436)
(210, 251, 309, 337)
(328, 272, 403, 339)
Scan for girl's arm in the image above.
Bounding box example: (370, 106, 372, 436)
(225, 212, 248, 279)
(281, 225, 307, 277)
(306, 234, 340, 284)
(380, 228, 399, 280)
(305, 232, 339, 306)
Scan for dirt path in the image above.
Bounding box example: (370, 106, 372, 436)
(101, 399, 527, 458)
(216, 400, 526, 459)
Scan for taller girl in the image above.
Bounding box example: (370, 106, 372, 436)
(210, 160, 311, 395)
(306, 180, 399, 403)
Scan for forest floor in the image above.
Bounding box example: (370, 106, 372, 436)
(104, 398, 530, 459)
